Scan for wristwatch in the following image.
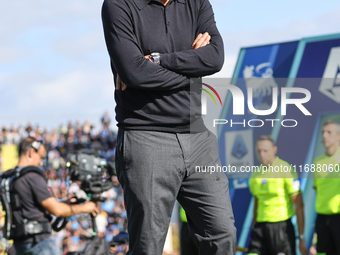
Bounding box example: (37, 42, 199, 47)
(150, 52, 161, 65)
(299, 234, 305, 240)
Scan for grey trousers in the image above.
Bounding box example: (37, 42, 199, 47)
(116, 129, 237, 255)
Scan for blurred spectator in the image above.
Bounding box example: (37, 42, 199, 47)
(83, 120, 91, 136)
(96, 210, 109, 238)
(0, 147, 2, 172)
(90, 125, 100, 140)
(10, 125, 20, 144)
(1, 126, 8, 144)
(17, 125, 26, 140)
(101, 111, 111, 128)
(25, 122, 36, 137)
(48, 146, 61, 170)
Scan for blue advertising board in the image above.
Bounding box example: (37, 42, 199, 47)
(218, 41, 299, 243)
(218, 41, 298, 187)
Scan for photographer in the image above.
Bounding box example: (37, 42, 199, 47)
(12, 137, 99, 255)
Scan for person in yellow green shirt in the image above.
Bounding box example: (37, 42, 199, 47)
(247, 135, 307, 255)
(313, 120, 340, 255)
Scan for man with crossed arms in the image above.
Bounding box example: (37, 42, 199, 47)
(102, 0, 237, 254)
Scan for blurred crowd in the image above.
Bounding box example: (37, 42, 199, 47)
(0, 112, 129, 255)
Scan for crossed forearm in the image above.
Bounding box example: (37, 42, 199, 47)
(117, 32, 212, 91)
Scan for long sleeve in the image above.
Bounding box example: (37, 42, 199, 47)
(159, 0, 224, 77)
(102, 0, 190, 91)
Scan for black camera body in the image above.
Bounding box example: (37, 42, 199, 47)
(66, 149, 116, 195)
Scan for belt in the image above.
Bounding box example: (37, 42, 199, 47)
(12, 220, 52, 238)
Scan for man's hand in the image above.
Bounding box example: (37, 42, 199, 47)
(191, 32, 211, 49)
(145, 55, 152, 62)
(116, 75, 127, 91)
(292, 193, 307, 254)
(81, 201, 99, 217)
(299, 238, 308, 255)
